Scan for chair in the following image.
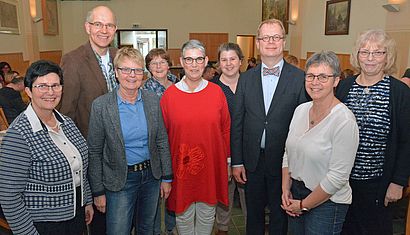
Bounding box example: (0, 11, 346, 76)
(0, 107, 8, 131)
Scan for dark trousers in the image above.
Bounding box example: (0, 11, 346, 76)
(341, 179, 393, 235)
(245, 150, 287, 235)
(34, 187, 86, 235)
(89, 205, 106, 235)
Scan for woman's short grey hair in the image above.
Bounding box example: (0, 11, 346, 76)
(350, 29, 396, 75)
(305, 51, 341, 77)
(181, 40, 206, 57)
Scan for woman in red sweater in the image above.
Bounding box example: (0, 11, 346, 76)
(160, 39, 230, 234)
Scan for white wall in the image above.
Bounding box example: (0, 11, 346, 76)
(299, 0, 387, 58)
(60, 0, 263, 53)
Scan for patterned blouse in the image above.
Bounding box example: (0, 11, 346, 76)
(143, 73, 178, 97)
(344, 76, 391, 180)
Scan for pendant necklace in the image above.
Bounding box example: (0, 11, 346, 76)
(309, 100, 334, 127)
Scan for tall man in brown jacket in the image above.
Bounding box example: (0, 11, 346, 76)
(59, 5, 117, 235)
(59, 5, 117, 137)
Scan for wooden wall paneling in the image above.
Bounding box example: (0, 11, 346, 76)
(39, 50, 63, 65)
(0, 53, 30, 75)
(189, 33, 229, 62)
(167, 49, 181, 67)
(305, 51, 354, 72)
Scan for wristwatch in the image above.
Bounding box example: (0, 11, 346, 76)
(300, 199, 310, 213)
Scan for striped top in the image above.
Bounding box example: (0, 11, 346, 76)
(344, 76, 391, 180)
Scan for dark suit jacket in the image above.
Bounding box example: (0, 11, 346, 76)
(59, 41, 117, 137)
(231, 61, 308, 176)
(87, 89, 173, 196)
(0, 87, 26, 124)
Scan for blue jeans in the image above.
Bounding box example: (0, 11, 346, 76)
(289, 180, 349, 235)
(154, 198, 176, 234)
(106, 168, 160, 235)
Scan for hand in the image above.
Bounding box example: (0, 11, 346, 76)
(233, 166, 247, 184)
(281, 189, 293, 208)
(85, 204, 94, 225)
(94, 195, 106, 213)
(160, 182, 172, 199)
(384, 183, 403, 206)
(228, 166, 232, 182)
(281, 199, 302, 217)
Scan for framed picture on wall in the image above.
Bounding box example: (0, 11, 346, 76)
(262, 0, 289, 34)
(325, 0, 351, 35)
(42, 0, 58, 35)
(0, 0, 19, 34)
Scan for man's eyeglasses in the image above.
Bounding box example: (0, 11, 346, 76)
(305, 73, 334, 83)
(150, 61, 168, 67)
(358, 50, 386, 58)
(257, 34, 284, 42)
(183, 57, 205, 64)
(33, 84, 63, 92)
(117, 67, 144, 75)
(88, 21, 117, 31)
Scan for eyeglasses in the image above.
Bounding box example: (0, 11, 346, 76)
(257, 34, 284, 42)
(33, 84, 63, 92)
(150, 61, 168, 67)
(183, 57, 205, 64)
(117, 67, 144, 75)
(305, 73, 334, 83)
(358, 50, 386, 58)
(88, 21, 117, 31)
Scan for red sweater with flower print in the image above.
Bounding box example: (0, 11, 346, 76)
(160, 83, 230, 213)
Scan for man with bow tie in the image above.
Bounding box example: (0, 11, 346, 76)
(231, 19, 309, 235)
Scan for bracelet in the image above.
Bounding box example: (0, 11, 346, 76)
(300, 199, 303, 210)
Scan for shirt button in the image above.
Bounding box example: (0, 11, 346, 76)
(264, 121, 268, 125)
(63, 142, 66, 145)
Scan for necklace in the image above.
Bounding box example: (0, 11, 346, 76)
(363, 87, 371, 94)
(309, 99, 334, 127)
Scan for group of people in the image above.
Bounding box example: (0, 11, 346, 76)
(0, 5, 409, 235)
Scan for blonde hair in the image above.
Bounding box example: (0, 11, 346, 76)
(350, 29, 397, 75)
(114, 47, 145, 68)
(257, 19, 286, 37)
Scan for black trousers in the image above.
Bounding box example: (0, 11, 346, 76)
(245, 150, 287, 235)
(34, 187, 86, 235)
(341, 179, 393, 235)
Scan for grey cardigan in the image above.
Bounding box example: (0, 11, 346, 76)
(87, 89, 172, 196)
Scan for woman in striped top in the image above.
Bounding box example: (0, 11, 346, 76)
(337, 29, 410, 235)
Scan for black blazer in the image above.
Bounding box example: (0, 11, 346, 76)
(231, 61, 308, 175)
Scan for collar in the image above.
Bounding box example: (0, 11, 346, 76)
(176, 76, 208, 93)
(117, 88, 142, 105)
(24, 103, 66, 133)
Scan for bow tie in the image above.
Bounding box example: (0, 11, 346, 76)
(263, 66, 280, 76)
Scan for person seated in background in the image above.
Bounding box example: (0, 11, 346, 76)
(0, 76, 27, 124)
(203, 64, 217, 80)
(401, 68, 410, 87)
(285, 54, 299, 67)
(246, 57, 257, 70)
(340, 68, 354, 80)
(0, 62, 11, 87)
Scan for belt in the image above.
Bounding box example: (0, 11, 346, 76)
(128, 160, 150, 172)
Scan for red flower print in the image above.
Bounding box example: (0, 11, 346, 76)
(176, 144, 205, 179)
